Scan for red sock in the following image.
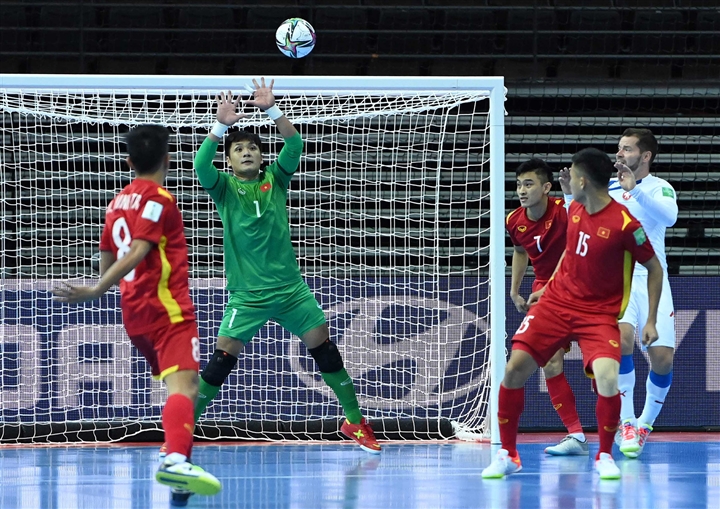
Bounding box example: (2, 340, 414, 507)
(163, 393, 195, 459)
(498, 385, 524, 457)
(546, 373, 583, 435)
(596, 393, 621, 455)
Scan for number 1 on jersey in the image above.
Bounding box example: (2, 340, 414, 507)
(253, 200, 261, 218)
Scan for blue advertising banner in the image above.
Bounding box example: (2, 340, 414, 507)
(0, 277, 716, 430)
(512, 276, 719, 430)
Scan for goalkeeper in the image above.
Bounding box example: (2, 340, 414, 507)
(186, 78, 380, 454)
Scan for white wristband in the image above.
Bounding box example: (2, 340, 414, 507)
(265, 105, 283, 120)
(210, 121, 229, 138)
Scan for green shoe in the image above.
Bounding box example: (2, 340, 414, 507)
(156, 457, 221, 496)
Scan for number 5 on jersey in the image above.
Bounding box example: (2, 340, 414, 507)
(516, 315, 535, 334)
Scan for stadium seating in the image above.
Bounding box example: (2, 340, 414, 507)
(1, 1, 719, 275)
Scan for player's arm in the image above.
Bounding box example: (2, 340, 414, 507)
(639, 255, 663, 346)
(99, 250, 115, 276)
(510, 245, 530, 313)
(245, 77, 303, 175)
(52, 240, 154, 304)
(195, 90, 247, 191)
(615, 163, 678, 226)
(246, 77, 298, 139)
(558, 166, 573, 208)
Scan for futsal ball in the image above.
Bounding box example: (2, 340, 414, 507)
(276, 18, 316, 58)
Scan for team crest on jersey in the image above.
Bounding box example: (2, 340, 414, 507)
(572, 215, 580, 223)
(517, 225, 527, 233)
(260, 182, 272, 192)
(545, 220, 552, 230)
(622, 191, 632, 200)
(597, 226, 610, 239)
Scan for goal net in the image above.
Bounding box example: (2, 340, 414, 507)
(0, 75, 505, 444)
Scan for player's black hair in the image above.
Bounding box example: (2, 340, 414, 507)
(571, 148, 614, 188)
(622, 128, 658, 164)
(515, 158, 554, 186)
(224, 130, 263, 157)
(124, 125, 169, 175)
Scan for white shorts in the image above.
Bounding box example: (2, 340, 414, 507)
(619, 273, 676, 350)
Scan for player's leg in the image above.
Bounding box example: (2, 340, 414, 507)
(162, 369, 198, 460)
(136, 322, 221, 497)
(542, 347, 587, 456)
(590, 356, 622, 480)
(618, 322, 637, 422)
(484, 302, 570, 479)
(159, 369, 221, 497)
(274, 281, 380, 452)
(617, 322, 640, 453)
(194, 335, 246, 422)
(617, 279, 642, 449)
(482, 348, 538, 479)
(194, 291, 268, 422)
(634, 278, 676, 456)
(300, 324, 381, 454)
(577, 317, 622, 480)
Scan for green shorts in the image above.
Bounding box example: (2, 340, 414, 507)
(217, 280, 327, 343)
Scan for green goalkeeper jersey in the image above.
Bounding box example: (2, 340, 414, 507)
(193, 133, 304, 291)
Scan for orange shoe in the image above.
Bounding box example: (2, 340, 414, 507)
(158, 442, 168, 460)
(340, 418, 381, 454)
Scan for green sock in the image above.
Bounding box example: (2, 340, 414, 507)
(194, 377, 222, 423)
(321, 368, 363, 424)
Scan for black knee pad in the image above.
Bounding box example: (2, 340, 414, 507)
(308, 339, 344, 373)
(201, 349, 238, 386)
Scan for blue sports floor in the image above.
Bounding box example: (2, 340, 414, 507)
(0, 434, 718, 509)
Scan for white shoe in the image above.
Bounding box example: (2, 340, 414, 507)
(613, 420, 623, 447)
(595, 452, 621, 480)
(156, 453, 222, 496)
(482, 449, 522, 479)
(625, 424, 652, 459)
(619, 420, 640, 456)
(544, 435, 589, 456)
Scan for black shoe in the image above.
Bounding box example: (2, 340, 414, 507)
(170, 489, 193, 507)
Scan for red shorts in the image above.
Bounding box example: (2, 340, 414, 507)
(128, 319, 200, 380)
(511, 298, 621, 375)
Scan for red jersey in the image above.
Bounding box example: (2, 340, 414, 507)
(506, 197, 567, 283)
(99, 179, 195, 336)
(542, 200, 655, 318)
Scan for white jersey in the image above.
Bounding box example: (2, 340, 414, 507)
(608, 174, 678, 275)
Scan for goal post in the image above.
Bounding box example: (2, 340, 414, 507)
(0, 74, 506, 444)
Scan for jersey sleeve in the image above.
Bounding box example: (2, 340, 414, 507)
(267, 133, 303, 189)
(194, 137, 228, 202)
(629, 180, 678, 227)
(131, 193, 174, 245)
(623, 212, 656, 265)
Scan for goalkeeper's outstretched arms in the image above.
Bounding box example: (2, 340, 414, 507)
(195, 77, 303, 187)
(193, 89, 243, 190)
(244, 77, 303, 173)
